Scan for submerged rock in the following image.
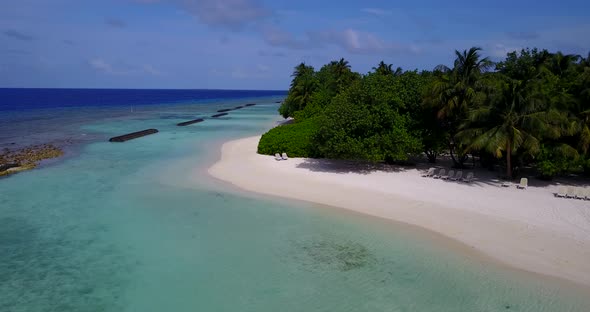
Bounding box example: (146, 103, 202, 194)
(293, 238, 376, 272)
(0, 144, 63, 177)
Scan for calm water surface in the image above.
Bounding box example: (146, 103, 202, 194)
(0, 90, 589, 311)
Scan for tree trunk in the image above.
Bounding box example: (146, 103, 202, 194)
(506, 140, 512, 179)
(449, 145, 468, 168)
(449, 141, 458, 166)
(425, 150, 437, 163)
(458, 154, 468, 168)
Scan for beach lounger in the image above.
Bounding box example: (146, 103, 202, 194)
(422, 168, 436, 177)
(565, 186, 576, 198)
(555, 186, 567, 198)
(574, 187, 586, 199)
(462, 172, 474, 183)
(516, 178, 528, 189)
(585, 187, 590, 200)
(501, 181, 511, 187)
(451, 171, 463, 181)
(444, 170, 454, 180)
(281, 152, 288, 160)
(433, 169, 446, 179)
(571, 187, 580, 199)
(274, 153, 282, 161)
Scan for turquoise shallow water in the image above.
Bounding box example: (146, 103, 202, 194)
(1, 99, 590, 311)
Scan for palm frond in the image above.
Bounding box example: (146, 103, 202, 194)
(579, 125, 590, 153)
(519, 131, 541, 155)
(552, 143, 580, 159)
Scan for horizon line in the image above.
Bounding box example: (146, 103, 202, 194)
(0, 87, 288, 92)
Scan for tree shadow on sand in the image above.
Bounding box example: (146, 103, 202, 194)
(421, 163, 590, 189)
(296, 156, 590, 190)
(296, 158, 412, 175)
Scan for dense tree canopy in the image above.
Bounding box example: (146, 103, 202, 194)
(314, 73, 421, 162)
(260, 48, 590, 179)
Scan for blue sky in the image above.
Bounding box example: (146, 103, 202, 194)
(1, 0, 589, 90)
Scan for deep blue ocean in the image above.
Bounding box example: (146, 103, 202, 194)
(0, 88, 286, 111)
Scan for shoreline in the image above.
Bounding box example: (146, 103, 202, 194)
(208, 135, 590, 289)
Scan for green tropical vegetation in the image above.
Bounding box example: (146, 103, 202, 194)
(259, 47, 590, 179)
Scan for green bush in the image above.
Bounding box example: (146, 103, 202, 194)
(312, 78, 422, 162)
(536, 144, 580, 179)
(257, 118, 320, 158)
(537, 160, 561, 180)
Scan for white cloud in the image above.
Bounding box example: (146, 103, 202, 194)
(209, 65, 272, 79)
(260, 24, 419, 56)
(261, 25, 307, 49)
(89, 58, 163, 76)
(209, 64, 272, 79)
(256, 64, 270, 72)
(89, 59, 118, 74)
(134, 1, 415, 56)
(135, 0, 270, 30)
(488, 44, 522, 58)
(308, 28, 419, 55)
(231, 68, 270, 79)
(361, 8, 392, 16)
(209, 68, 224, 76)
(142, 64, 163, 75)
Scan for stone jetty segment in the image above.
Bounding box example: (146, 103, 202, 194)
(109, 129, 159, 142)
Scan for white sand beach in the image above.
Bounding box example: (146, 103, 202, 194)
(208, 135, 590, 287)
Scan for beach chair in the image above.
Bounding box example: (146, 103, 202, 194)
(274, 153, 282, 161)
(443, 170, 455, 180)
(433, 169, 446, 179)
(585, 187, 590, 200)
(566, 186, 576, 198)
(462, 172, 474, 183)
(422, 168, 436, 177)
(281, 152, 288, 160)
(555, 186, 567, 198)
(451, 171, 463, 181)
(516, 178, 528, 189)
(574, 187, 586, 199)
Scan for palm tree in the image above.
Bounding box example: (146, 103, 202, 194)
(372, 61, 402, 76)
(327, 58, 351, 77)
(458, 78, 565, 178)
(453, 47, 494, 85)
(571, 52, 590, 153)
(544, 52, 580, 78)
(432, 47, 493, 120)
(280, 63, 317, 118)
(373, 61, 393, 75)
(335, 58, 350, 73)
(426, 47, 493, 167)
(290, 77, 317, 111)
(323, 58, 354, 93)
(581, 52, 590, 68)
(290, 63, 314, 89)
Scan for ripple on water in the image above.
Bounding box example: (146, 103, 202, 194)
(2, 99, 590, 312)
(292, 238, 376, 272)
(0, 217, 132, 312)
